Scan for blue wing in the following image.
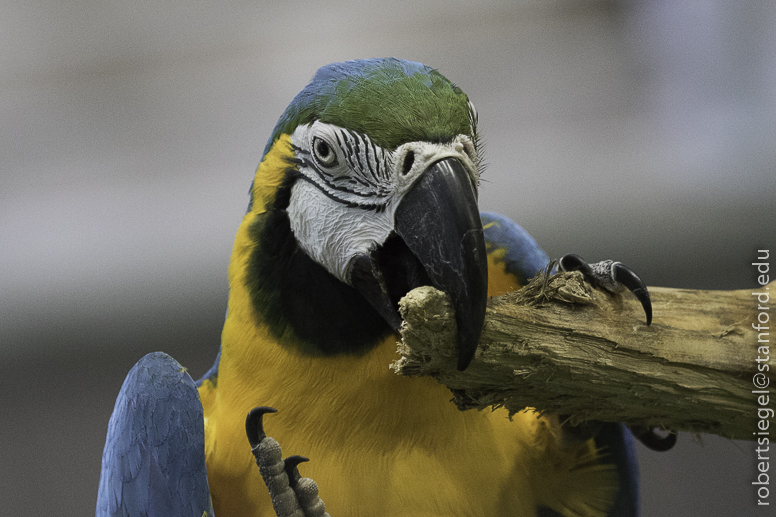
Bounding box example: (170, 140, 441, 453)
(96, 352, 213, 517)
(481, 210, 640, 517)
(481, 211, 550, 291)
(595, 422, 640, 517)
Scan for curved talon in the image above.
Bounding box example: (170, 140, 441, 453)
(560, 253, 652, 326)
(246, 406, 278, 449)
(559, 253, 593, 276)
(612, 263, 652, 326)
(284, 455, 310, 489)
(245, 408, 330, 517)
(630, 426, 677, 451)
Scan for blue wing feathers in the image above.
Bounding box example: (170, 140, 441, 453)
(481, 211, 550, 285)
(96, 352, 212, 517)
(597, 423, 640, 517)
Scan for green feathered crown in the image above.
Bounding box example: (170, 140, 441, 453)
(263, 58, 475, 155)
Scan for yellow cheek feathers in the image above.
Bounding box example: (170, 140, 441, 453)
(251, 134, 296, 216)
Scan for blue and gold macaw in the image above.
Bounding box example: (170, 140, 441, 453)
(96, 58, 661, 517)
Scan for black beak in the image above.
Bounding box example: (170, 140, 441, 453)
(350, 157, 488, 371)
(396, 158, 488, 370)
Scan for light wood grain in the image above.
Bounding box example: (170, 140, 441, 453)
(392, 270, 772, 440)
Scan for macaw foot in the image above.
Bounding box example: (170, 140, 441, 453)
(628, 425, 678, 451)
(246, 407, 331, 517)
(559, 253, 652, 326)
(558, 256, 673, 451)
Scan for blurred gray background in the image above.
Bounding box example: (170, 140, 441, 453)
(2, 0, 775, 515)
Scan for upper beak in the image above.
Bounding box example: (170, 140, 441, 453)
(349, 157, 488, 371)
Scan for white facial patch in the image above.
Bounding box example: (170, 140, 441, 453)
(286, 121, 480, 284)
(287, 180, 396, 283)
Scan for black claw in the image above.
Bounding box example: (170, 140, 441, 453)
(283, 455, 309, 488)
(246, 406, 278, 449)
(559, 253, 593, 276)
(612, 263, 653, 326)
(561, 254, 652, 326)
(630, 426, 677, 451)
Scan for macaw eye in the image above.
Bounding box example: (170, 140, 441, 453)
(312, 137, 338, 167)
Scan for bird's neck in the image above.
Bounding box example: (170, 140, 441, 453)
(204, 214, 458, 448)
(201, 188, 461, 436)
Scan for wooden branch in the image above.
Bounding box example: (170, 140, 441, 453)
(391, 270, 772, 441)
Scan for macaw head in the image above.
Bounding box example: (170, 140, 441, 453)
(242, 58, 486, 370)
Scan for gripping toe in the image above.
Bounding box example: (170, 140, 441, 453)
(560, 253, 652, 325)
(246, 407, 331, 517)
